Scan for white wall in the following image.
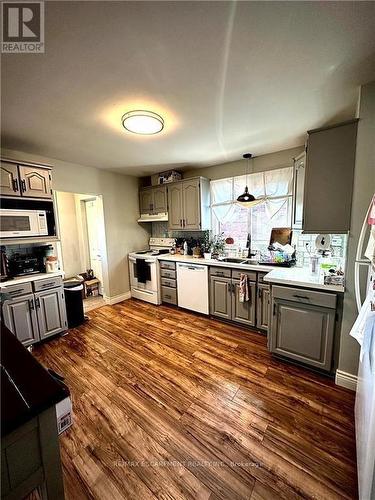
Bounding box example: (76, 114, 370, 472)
(183, 146, 303, 180)
(1, 148, 150, 299)
(55, 191, 84, 278)
(338, 81, 375, 377)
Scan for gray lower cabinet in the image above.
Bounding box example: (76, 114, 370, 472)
(35, 287, 67, 340)
(269, 286, 336, 371)
(2, 285, 67, 347)
(3, 294, 40, 347)
(257, 284, 270, 330)
(210, 276, 232, 320)
(210, 275, 256, 327)
(232, 279, 256, 327)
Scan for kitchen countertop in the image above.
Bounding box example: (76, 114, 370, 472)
(157, 254, 280, 272)
(263, 268, 345, 293)
(1, 325, 69, 436)
(0, 271, 64, 288)
(157, 254, 345, 293)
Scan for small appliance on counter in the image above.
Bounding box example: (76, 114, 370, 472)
(8, 252, 45, 277)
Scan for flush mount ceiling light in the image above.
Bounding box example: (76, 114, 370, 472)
(121, 110, 164, 135)
(236, 153, 263, 208)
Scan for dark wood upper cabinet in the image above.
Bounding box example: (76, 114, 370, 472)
(302, 119, 358, 233)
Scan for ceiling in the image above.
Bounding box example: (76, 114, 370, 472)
(2, 1, 375, 176)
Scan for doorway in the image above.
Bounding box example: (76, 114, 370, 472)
(55, 191, 108, 313)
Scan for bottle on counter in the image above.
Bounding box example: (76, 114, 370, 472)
(183, 240, 188, 255)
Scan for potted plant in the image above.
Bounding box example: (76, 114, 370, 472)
(211, 232, 226, 259)
(201, 230, 213, 260)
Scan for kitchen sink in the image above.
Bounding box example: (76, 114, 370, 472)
(219, 258, 248, 264)
(219, 257, 260, 265)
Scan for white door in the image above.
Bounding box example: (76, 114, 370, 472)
(85, 199, 103, 293)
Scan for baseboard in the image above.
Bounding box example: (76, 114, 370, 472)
(103, 291, 131, 305)
(335, 370, 357, 391)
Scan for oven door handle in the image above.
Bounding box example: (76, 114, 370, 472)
(144, 259, 155, 263)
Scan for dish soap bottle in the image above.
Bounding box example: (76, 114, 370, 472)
(183, 240, 188, 256)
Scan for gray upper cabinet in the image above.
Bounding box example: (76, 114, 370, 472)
(18, 165, 52, 199)
(303, 119, 358, 233)
(182, 178, 201, 230)
(3, 294, 40, 347)
(35, 287, 67, 340)
(168, 183, 184, 229)
(153, 186, 167, 213)
(232, 279, 256, 327)
(292, 153, 305, 229)
(1, 161, 21, 196)
(210, 276, 232, 320)
(168, 177, 210, 231)
(139, 185, 167, 214)
(0, 160, 52, 199)
(257, 284, 270, 331)
(140, 188, 153, 214)
(269, 285, 336, 371)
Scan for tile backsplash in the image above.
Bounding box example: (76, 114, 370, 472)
(151, 222, 348, 269)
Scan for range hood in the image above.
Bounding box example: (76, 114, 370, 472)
(138, 212, 168, 223)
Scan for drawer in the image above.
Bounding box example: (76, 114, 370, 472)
(257, 272, 268, 283)
(161, 277, 176, 288)
(0, 282, 32, 297)
(161, 286, 177, 305)
(160, 260, 176, 270)
(209, 267, 231, 278)
(232, 270, 257, 281)
(272, 285, 337, 309)
(160, 269, 176, 279)
(33, 276, 63, 292)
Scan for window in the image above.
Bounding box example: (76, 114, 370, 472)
(211, 167, 293, 251)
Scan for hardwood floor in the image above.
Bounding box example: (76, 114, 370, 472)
(33, 299, 357, 500)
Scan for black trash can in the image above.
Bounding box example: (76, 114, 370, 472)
(64, 279, 85, 328)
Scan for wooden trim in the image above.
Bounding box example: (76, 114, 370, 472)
(335, 370, 357, 391)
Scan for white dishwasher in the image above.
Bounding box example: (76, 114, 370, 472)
(177, 263, 209, 315)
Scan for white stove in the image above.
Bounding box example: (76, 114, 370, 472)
(129, 238, 175, 304)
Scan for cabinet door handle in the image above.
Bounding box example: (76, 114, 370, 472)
(21, 179, 26, 192)
(8, 288, 24, 295)
(29, 299, 35, 310)
(41, 282, 55, 288)
(293, 294, 310, 300)
(12, 179, 19, 192)
(258, 288, 261, 299)
(35, 297, 40, 308)
(273, 303, 277, 316)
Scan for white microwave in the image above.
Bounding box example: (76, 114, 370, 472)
(0, 209, 48, 238)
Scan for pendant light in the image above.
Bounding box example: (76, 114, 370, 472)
(236, 153, 262, 208)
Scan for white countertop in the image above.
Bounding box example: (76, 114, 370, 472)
(263, 268, 345, 293)
(157, 254, 279, 272)
(157, 254, 344, 293)
(0, 271, 64, 288)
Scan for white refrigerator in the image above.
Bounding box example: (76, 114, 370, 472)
(351, 195, 375, 500)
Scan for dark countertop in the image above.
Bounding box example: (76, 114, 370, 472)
(1, 325, 69, 436)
